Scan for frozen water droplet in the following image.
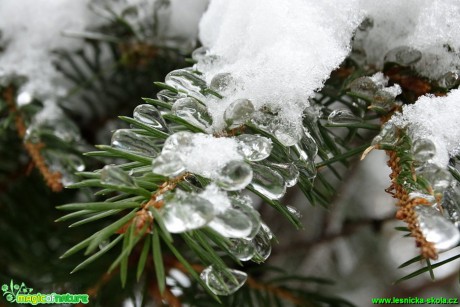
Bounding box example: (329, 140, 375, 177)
(263, 162, 299, 187)
(224, 99, 255, 129)
(230, 196, 261, 239)
(442, 187, 460, 227)
(251, 225, 272, 263)
(414, 205, 460, 252)
(438, 71, 459, 89)
(371, 90, 397, 113)
(152, 152, 186, 177)
(162, 131, 194, 153)
(286, 205, 302, 219)
(101, 165, 136, 187)
(260, 222, 274, 240)
(210, 73, 235, 94)
(133, 104, 168, 131)
(111, 129, 159, 156)
(251, 164, 286, 199)
(157, 89, 186, 104)
(412, 138, 436, 162)
(209, 207, 254, 238)
(328, 109, 362, 125)
(191, 46, 209, 62)
(349, 77, 378, 99)
(165, 69, 207, 100)
(99, 239, 110, 250)
(67, 154, 85, 172)
(296, 160, 317, 181)
(416, 163, 452, 193)
(384, 46, 422, 66)
(273, 122, 302, 147)
(216, 161, 253, 191)
(162, 190, 215, 233)
(16, 91, 33, 106)
(200, 266, 247, 296)
(172, 97, 212, 130)
(25, 118, 80, 144)
(227, 238, 255, 261)
(236, 134, 272, 161)
(371, 122, 398, 147)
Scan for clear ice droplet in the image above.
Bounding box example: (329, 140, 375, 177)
(210, 73, 235, 94)
(172, 97, 212, 130)
(227, 238, 256, 261)
(414, 205, 460, 252)
(263, 161, 299, 187)
(349, 77, 378, 99)
(200, 266, 247, 296)
(328, 109, 362, 125)
(157, 89, 186, 104)
(384, 46, 422, 66)
(251, 164, 286, 199)
(133, 104, 168, 131)
(251, 225, 272, 263)
(100, 165, 136, 187)
(162, 190, 215, 233)
(165, 69, 207, 100)
(416, 163, 452, 193)
(152, 152, 186, 177)
(224, 99, 255, 129)
(412, 138, 436, 163)
(209, 207, 254, 238)
(371, 122, 398, 147)
(111, 129, 159, 156)
(162, 131, 194, 153)
(236, 134, 272, 161)
(216, 160, 253, 191)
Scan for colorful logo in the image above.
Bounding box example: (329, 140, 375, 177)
(2, 280, 89, 305)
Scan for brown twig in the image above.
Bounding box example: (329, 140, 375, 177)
(3, 86, 63, 192)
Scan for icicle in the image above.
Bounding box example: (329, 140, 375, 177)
(200, 266, 247, 296)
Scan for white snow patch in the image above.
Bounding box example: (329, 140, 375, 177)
(391, 89, 460, 167)
(181, 133, 243, 179)
(199, 184, 232, 214)
(197, 0, 364, 131)
(360, 0, 460, 79)
(0, 0, 91, 98)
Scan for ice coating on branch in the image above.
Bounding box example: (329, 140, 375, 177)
(199, 184, 232, 214)
(391, 89, 460, 167)
(0, 0, 91, 98)
(197, 0, 364, 131)
(360, 0, 460, 79)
